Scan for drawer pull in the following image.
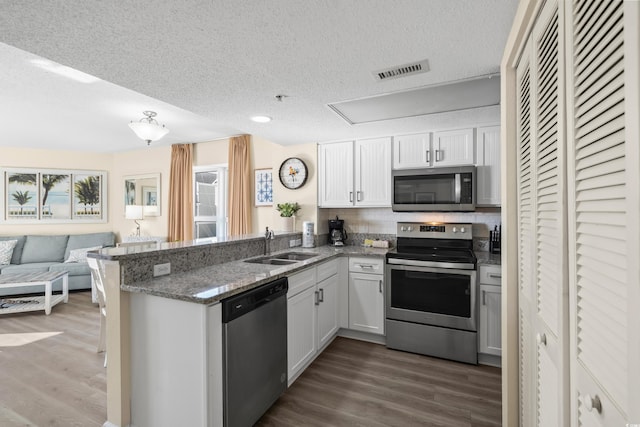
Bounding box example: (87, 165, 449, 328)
(358, 264, 375, 270)
(488, 273, 502, 279)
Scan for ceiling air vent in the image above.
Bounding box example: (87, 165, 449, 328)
(373, 59, 430, 81)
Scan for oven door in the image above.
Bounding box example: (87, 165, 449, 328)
(386, 263, 477, 331)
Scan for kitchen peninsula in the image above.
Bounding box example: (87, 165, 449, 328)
(88, 233, 388, 427)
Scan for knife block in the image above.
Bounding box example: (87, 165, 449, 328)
(489, 230, 501, 254)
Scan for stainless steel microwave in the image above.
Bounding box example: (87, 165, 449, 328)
(392, 166, 476, 212)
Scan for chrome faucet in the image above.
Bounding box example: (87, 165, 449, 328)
(264, 227, 275, 255)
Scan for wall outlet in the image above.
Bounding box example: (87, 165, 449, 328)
(295, 239, 302, 246)
(153, 263, 171, 277)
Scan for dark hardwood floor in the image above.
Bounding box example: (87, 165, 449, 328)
(257, 337, 501, 427)
(0, 291, 501, 427)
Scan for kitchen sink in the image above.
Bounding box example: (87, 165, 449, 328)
(270, 252, 318, 261)
(244, 257, 299, 265)
(244, 252, 318, 265)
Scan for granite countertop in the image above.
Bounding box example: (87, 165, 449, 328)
(92, 231, 300, 260)
(120, 245, 389, 305)
(475, 251, 502, 266)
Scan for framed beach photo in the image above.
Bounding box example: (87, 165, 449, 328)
(255, 169, 273, 206)
(41, 173, 71, 220)
(0, 168, 107, 223)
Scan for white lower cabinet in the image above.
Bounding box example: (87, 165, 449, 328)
(287, 284, 317, 382)
(348, 257, 385, 335)
(287, 259, 339, 385)
(479, 284, 501, 356)
(317, 273, 339, 348)
(478, 264, 502, 365)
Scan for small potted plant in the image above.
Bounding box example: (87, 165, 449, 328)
(276, 202, 301, 231)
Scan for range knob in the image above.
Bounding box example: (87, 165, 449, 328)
(460, 227, 466, 233)
(407, 226, 413, 232)
(400, 226, 406, 232)
(452, 227, 458, 233)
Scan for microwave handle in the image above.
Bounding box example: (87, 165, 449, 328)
(454, 173, 461, 203)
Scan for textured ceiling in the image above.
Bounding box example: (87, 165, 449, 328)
(0, 0, 519, 152)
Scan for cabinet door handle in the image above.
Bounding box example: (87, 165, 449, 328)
(356, 191, 362, 202)
(319, 288, 324, 303)
(349, 192, 353, 203)
(435, 149, 442, 162)
(488, 273, 502, 279)
(379, 279, 383, 293)
(314, 290, 319, 305)
(426, 150, 431, 163)
(481, 290, 486, 305)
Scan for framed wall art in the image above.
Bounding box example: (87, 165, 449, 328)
(1, 167, 107, 223)
(254, 168, 273, 206)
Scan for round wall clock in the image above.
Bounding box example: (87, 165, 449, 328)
(279, 157, 308, 189)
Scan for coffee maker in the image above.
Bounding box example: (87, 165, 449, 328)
(328, 216, 347, 246)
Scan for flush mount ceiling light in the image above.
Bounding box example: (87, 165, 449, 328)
(128, 111, 170, 145)
(251, 115, 272, 123)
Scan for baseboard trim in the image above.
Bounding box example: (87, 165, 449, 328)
(478, 352, 501, 368)
(337, 328, 386, 345)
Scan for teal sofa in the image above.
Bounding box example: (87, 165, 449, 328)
(0, 232, 115, 296)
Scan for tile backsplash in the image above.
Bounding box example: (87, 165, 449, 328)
(319, 207, 501, 251)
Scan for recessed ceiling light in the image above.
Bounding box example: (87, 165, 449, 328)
(251, 115, 272, 123)
(30, 59, 99, 83)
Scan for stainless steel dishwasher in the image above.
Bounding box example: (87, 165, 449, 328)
(222, 277, 288, 427)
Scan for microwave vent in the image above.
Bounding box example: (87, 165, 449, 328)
(373, 59, 430, 81)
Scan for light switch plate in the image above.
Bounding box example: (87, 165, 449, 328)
(154, 263, 171, 277)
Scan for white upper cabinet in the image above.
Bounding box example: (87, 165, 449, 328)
(318, 138, 391, 208)
(432, 128, 475, 166)
(393, 133, 431, 169)
(476, 126, 501, 206)
(354, 138, 392, 206)
(318, 141, 354, 208)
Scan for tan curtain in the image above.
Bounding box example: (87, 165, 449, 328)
(228, 134, 252, 236)
(168, 144, 194, 241)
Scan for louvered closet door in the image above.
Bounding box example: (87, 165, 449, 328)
(567, 0, 631, 424)
(517, 0, 569, 425)
(516, 36, 536, 427)
(532, 2, 568, 426)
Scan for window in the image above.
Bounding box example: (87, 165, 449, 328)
(194, 165, 227, 239)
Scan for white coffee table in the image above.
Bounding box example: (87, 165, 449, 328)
(0, 271, 69, 315)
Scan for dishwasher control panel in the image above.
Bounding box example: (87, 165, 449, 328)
(221, 277, 288, 322)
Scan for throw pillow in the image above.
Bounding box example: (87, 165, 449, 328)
(0, 240, 17, 265)
(64, 245, 102, 263)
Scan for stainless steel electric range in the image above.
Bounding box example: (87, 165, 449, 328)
(385, 222, 478, 364)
